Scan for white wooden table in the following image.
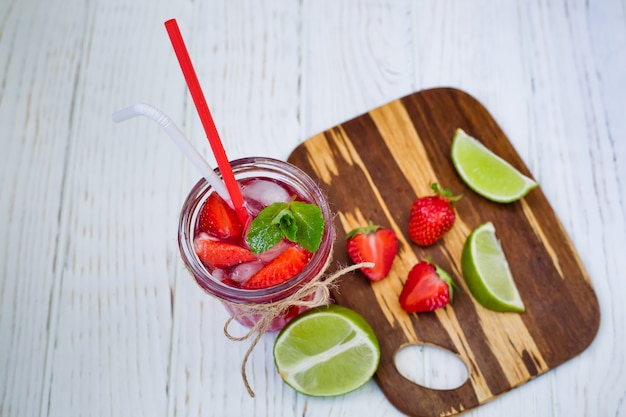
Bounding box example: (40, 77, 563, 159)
(1, 1, 624, 416)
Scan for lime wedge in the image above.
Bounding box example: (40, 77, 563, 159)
(461, 222, 525, 313)
(451, 128, 537, 203)
(273, 304, 380, 396)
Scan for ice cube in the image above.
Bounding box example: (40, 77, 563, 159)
(242, 179, 291, 215)
(211, 268, 225, 281)
(230, 260, 264, 283)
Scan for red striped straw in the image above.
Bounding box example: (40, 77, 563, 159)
(165, 18, 250, 227)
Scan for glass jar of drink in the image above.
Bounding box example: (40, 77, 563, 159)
(178, 157, 334, 332)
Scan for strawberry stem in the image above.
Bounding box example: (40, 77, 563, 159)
(431, 182, 462, 202)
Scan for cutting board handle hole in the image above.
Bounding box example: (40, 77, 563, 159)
(394, 344, 469, 390)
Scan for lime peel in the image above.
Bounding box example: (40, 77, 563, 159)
(451, 128, 538, 203)
(461, 222, 525, 313)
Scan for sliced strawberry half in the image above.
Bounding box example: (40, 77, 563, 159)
(399, 260, 453, 313)
(242, 245, 310, 289)
(345, 221, 398, 281)
(198, 192, 243, 240)
(194, 234, 257, 268)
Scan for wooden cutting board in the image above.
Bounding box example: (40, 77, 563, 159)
(287, 88, 600, 416)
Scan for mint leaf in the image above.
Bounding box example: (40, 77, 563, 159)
(290, 201, 324, 252)
(273, 208, 298, 242)
(247, 202, 288, 254)
(245, 199, 325, 254)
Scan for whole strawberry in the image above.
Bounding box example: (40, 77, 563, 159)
(346, 221, 398, 281)
(408, 183, 461, 246)
(399, 260, 454, 313)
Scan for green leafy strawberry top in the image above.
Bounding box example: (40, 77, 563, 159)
(245, 198, 325, 254)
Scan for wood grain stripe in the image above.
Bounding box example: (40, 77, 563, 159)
(306, 127, 420, 343)
(520, 199, 565, 278)
(368, 101, 497, 401)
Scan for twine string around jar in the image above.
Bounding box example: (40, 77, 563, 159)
(220, 259, 375, 397)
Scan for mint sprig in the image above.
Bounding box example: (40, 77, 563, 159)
(246, 198, 325, 254)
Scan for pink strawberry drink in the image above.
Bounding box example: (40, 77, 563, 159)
(178, 157, 334, 331)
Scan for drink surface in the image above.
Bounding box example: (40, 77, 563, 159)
(193, 177, 315, 290)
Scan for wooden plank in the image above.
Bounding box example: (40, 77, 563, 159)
(0, 1, 90, 415)
(288, 88, 600, 417)
(40, 1, 194, 416)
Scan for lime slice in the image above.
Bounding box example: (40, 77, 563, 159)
(461, 222, 525, 312)
(451, 128, 538, 203)
(273, 304, 380, 396)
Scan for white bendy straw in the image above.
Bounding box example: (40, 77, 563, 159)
(112, 103, 231, 204)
